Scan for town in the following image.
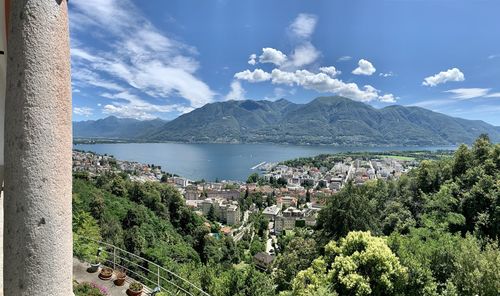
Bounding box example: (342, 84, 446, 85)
(73, 149, 419, 268)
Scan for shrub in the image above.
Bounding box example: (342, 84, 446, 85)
(129, 282, 143, 292)
(73, 282, 108, 296)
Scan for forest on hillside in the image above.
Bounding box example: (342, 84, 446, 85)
(73, 135, 500, 296)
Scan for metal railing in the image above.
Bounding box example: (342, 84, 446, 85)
(74, 235, 210, 296)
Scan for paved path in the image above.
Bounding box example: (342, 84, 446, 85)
(73, 258, 152, 296)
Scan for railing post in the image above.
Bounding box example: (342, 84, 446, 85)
(157, 266, 160, 288)
(113, 246, 116, 270)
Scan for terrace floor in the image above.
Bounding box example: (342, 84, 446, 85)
(73, 258, 152, 296)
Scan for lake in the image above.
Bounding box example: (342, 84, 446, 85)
(74, 143, 454, 181)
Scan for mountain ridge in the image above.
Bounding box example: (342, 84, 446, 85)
(73, 96, 500, 146)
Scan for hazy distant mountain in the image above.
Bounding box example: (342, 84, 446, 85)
(73, 97, 500, 146)
(73, 116, 167, 140)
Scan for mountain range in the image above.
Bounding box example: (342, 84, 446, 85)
(74, 96, 500, 146)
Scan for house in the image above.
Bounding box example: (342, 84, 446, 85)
(274, 206, 319, 233)
(253, 252, 275, 271)
(226, 204, 241, 225)
(262, 205, 281, 221)
(206, 189, 240, 201)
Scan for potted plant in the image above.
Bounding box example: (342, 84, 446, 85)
(114, 270, 126, 286)
(87, 255, 101, 273)
(98, 267, 113, 280)
(127, 282, 143, 296)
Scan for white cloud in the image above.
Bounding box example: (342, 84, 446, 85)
(352, 59, 376, 76)
(234, 69, 272, 83)
(73, 107, 93, 117)
(444, 88, 490, 99)
(484, 92, 500, 98)
(422, 68, 465, 87)
(408, 99, 455, 109)
(488, 54, 500, 60)
(248, 53, 257, 65)
(289, 13, 318, 39)
(70, 0, 215, 117)
(285, 42, 320, 68)
(337, 56, 352, 62)
(319, 66, 341, 77)
(258, 48, 288, 66)
(269, 69, 393, 102)
(225, 81, 246, 101)
(379, 72, 394, 77)
(378, 94, 397, 103)
(100, 91, 190, 120)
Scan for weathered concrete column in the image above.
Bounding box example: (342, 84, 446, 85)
(4, 0, 72, 295)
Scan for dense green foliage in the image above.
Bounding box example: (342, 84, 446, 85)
(278, 135, 500, 295)
(72, 173, 272, 295)
(137, 97, 500, 145)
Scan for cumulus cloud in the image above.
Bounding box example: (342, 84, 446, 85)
(234, 69, 272, 83)
(73, 107, 93, 117)
(352, 59, 376, 76)
(258, 48, 288, 66)
(319, 66, 341, 77)
(225, 81, 246, 101)
(70, 0, 215, 119)
(248, 53, 257, 65)
(289, 13, 318, 39)
(234, 66, 396, 103)
(270, 69, 394, 102)
(422, 68, 465, 87)
(444, 88, 490, 99)
(378, 94, 397, 103)
(285, 42, 320, 68)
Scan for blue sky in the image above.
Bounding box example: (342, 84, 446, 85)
(70, 0, 500, 125)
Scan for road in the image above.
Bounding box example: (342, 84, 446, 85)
(234, 222, 252, 243)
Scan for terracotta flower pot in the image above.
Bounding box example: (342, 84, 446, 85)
(114, 272, 126, 286)
(126, 288, 143, 296)
(98, 267, 113, 280)
(127, 283, 143, 296)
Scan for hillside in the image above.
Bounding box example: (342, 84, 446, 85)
(73, 116, 166, 140)
(73, 97, 500, 146)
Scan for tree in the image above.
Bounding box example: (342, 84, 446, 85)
(452, 144, 472, 178)
(207, 204, 217, 222)
(289, 231, 407, 296)
(73, 211, 102, 262)
(89, 192, 105, 222)
(317, 181, 377, 239)
(247, 173, 259, 184)
(273, 236, 318, 291)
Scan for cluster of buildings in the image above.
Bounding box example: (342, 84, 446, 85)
(72, 150, 163, 182)
(262, 156, 413, 193)
(263, 203, 320, 234)
(199, 198, 241, 226)
(184, 185, 243, 226)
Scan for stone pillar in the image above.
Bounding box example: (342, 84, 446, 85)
(4, 0, 72, 295)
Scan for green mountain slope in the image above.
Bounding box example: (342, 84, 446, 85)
(146, 96, 500, 145)
(73, 116, 166, 139)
